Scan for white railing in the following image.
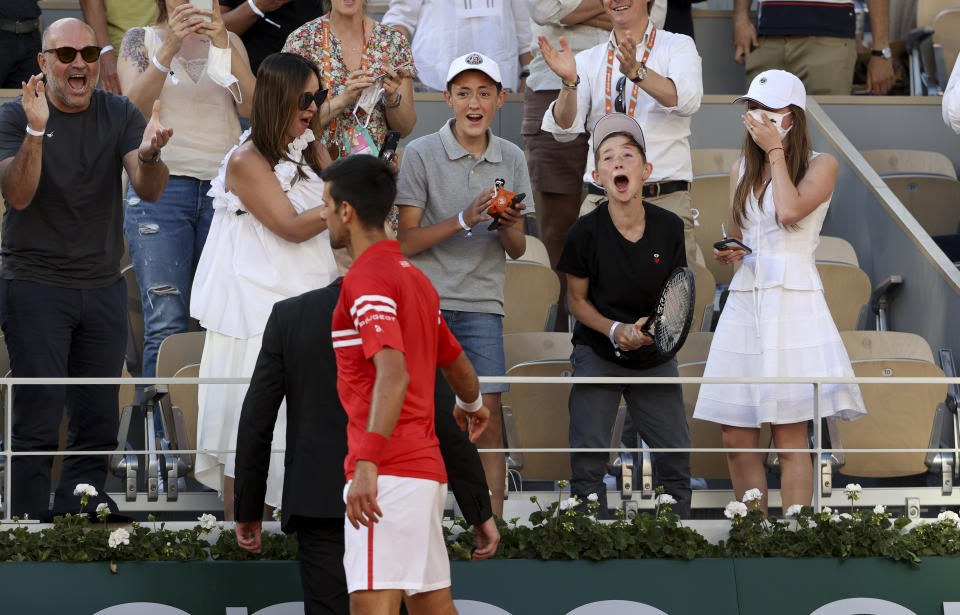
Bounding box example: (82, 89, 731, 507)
(3, 374, 960, 520)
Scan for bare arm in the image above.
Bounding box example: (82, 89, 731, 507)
(732, 0, 757, 65)
(715, 159, 747, 265)
(566, 274, 651, 351)
(118, 28, 167, 119)
(539, 36, 580, 129)
(79, 0, 122, 94)
(382, 65, 416, 138)
(559, 0, 606, 24)
(395, 187, 495, 257)
(1, 75, 49, 209)
(615, 36, 678, 108)
(865, 0, 894, 95)
(441, 351, 491, 442)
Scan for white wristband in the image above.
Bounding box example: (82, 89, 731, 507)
(25, 125, 44, 137)
(456, 394, 483, 414)
(247, 0, 282, 27)
(458, 210, 472, 236)
(152, 55, 178, 85)
(609, 321, 622, 348)
(100, 45, 114, 57)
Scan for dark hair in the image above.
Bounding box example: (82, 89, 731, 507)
(154, 0, 167, 24)
(250, 52, 326, 179)
(594, 131, 646, 165)
(732, 104, 811, 229)
(321, 156, 397, 229)
(446, 70, 503, 94)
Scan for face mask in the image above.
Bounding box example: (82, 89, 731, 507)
(747, 108, 792, 140)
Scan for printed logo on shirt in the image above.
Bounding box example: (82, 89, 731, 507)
(653, 252, 660, 264)
(399, 260, 411, 268)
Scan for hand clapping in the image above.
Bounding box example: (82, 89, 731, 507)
(139, 99, 173, 160)
(21, 73, 49, 134)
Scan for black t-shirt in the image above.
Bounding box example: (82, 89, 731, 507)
(222, 0, 326, 73)
(0, 1, 41, 20)
(558, 200, 686, 369)
(0, 90, 145, 289)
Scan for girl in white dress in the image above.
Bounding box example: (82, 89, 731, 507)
(190, 53, 339, 519)
(693, 70, 866, 514)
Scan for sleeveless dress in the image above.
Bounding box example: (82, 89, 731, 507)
(190, 128, 339, 507)
(693, 154, 867, 427)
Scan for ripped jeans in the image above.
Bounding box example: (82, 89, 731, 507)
(124, 176, 214, 378)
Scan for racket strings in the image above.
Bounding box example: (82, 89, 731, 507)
(655, 275, 693, 349)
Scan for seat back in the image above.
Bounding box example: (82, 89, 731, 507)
(690, 262, 716, 333)
(815, 236, 859, 267)
(503, 261, 560, 334)
(692, 149, 740, 177)
(168, 363, 200, 472)
(510, 235, 551, 268)
(933, 8, 960, 76)
(861, 149, 957, 179)
(690, 175, 733, 285)
(918, 0, 958, 27)
(676, 331, 713, 366)
(503, 332, 573, 371)
(156, 332, 206, 378)
(680, 361, 772, 479)
(882, 175, 960, 237)
(835, 360, 947, 477)
(122, 264, 145, 376)
(840, 330, 936, 363)
(500, 360, 573, 480)
(818, 263, 871, 331)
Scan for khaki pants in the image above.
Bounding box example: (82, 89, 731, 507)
(746, 35, 857, 95)
(579, 190, 704, 267)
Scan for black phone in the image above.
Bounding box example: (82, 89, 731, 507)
(379, 130, 401, 164)
(713, 237, 752, 254)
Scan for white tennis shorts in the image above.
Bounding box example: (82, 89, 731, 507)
(343, 475, 450, 594)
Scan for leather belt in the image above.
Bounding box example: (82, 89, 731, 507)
(585, 180, 690, 198)
(0, 18, 40, 34)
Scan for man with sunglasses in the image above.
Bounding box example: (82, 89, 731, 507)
(538, 0, 704, 268)
(0, 18, 172, 521)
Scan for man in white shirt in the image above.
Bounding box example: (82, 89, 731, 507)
(539, 0, 704, 267)
(944, 58, 960, 135)
(383, 0, 533, 93)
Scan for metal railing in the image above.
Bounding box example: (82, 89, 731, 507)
(3, 373, 960, 520)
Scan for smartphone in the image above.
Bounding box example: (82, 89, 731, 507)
(713, 237, 752, 254)
(192, 0, 213, 22)
(374, 63, 412, 81)
(379, 130, 401, 164)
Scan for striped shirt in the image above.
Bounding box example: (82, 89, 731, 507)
(333, 240, 463, 482)
(757, 0, 856, 38)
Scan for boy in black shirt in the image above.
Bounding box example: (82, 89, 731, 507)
(558, 113, 691, 518)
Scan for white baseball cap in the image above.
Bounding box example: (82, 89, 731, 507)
(734, 69, 806, 110)
(446, 51, 502, 88)
(592, 113, 646, 155)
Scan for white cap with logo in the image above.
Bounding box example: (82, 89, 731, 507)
(592, 113, 646, 155)
(446, 51, 502, 87)
(734, 69, 807, 110)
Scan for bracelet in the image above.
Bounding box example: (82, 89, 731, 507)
(99, 45, 114, 57)
(384, 92, 402, 109)
(152, 55, 179, 85)
(766, 146, 784, 158)
(458, 210, 472, 236)
(25, 125, 44, 137)
(138, 150, 161, 164)
(608, 321, 622, 348)
(247, 0, 282, 27)
(562, 75, 580, 89)
(455, 394, 483, 414)
(355, 432, 388, 466)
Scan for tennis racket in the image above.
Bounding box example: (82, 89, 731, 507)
(639, 267, 695, 356)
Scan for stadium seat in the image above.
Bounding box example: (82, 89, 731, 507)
(156, 331, 206, 379)
(932, 9, 960, 77)
(861, 149, 957, 179)
(690, 262, 717, 333)
(676, 331, 712, 365)
(168, 363, 199, 477)
(815, 236, 859, 267)
(840, 330, 936, 363)
(503, 331, 573, 371)
(503, 261, 560, 334)
(509, 234, 551, 268)
(690, 175, 732, 285)
(907, 0, 958, 94)
(691, 148, 740, 178)
(818, 263, 872, 331)
(881, 175, 960, 237)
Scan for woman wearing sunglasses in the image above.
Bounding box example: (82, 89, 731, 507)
(190, 52, 338, 519)
(116, 0, 256, 386)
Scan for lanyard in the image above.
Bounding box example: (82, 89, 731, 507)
(604, 26, 656, 115)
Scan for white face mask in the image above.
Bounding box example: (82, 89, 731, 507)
(747, 108, 792, 140)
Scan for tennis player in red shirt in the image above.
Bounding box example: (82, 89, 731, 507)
(319, 155, 491, 615)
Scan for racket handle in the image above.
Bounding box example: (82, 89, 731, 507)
(487, 217, 501, 231)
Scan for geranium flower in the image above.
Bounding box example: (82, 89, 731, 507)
(656, 494, 677, 506)
(108, 528, 130, 549)
(724, 501, 748, 519)
(785, 504, 804, 518)
(73, 484, 98, 498)
(742, 488, 763, 504)
(937, 511, 960, 526)
(197, 513, 217, 532)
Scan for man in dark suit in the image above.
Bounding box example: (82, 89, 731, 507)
(233, 279, 499, 615)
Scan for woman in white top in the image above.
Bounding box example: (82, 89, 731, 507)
(693, 70, 866, 515)
(190, 52, 339, 519)
(117, 0, 255, 381)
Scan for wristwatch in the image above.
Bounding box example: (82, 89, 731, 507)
(630, 63, 648, 84)
(871, 47, 892, 60)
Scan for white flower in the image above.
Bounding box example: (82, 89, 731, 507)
(197, 513, 217, 532)
(937, 511, 960, 526)
(108, 528, 130, 549)
(785, 504, 804, 518)
(821, 506, 833, 515)
(656, 494, 677, 506)
(587, 493, 599, 503)
(839, 513, 854, 521)
(73, 483, 98, 498)
(742, 488, 764, 504)
(559, 499, 571, 511)
(724, 501, 748, 519)
(272, 507, 283, 521)
(96, 503, 109, 514)
(843, 483, 862, 496)
(873, 505, 886, 515)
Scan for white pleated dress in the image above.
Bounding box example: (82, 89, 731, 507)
(693, 155, 867, 428)
(190, 129, 339, 506)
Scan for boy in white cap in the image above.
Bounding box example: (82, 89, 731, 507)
(395, 51, 534, 518)
(558, 112, 691, 518)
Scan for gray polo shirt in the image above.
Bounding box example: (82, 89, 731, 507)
(396, 119, 533, 315)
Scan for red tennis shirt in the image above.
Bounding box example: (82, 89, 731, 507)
(333, 240, 463, 482)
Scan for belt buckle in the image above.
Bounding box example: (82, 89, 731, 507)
(650, 182, 662, 198)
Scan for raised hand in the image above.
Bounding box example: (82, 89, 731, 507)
(615, 35, 640, 81)
(733, 18, 758, 65)
(160, 2, 206, 59)
(196, 2, 230, 49)
(461, 186, 495, 228)
(139, 99, 174, 159)
(538, 36, 578, 84)
(742, 111, 781, 153)
(21, 73, 49, 133)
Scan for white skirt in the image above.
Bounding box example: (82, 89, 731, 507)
(693, 286, 867, 428)
(195, 329, 286, 508)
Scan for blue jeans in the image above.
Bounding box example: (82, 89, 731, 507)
(125, 176, 214, 378)
(440, 310, 507, 394)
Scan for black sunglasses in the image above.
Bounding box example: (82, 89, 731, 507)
(43, 46, 102, 64)
(615, 75, 626, 114)
(298, 88, 329, 111)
